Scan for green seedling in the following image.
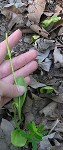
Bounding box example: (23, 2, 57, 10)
(31, 35, 40, 43)
(41, 16, 61, 29)
(5, 54, 10, 60)
(6, 33, 48, 150)
(11, 121, 48, 150)
(40, 86, 56, 94)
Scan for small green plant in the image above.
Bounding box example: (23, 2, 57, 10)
(40, 86, 57, 94)
(6, 33, 47, 150)
(31, 35, 40, 43)
(11, 121, 48, 150)
(41, 16, 61, 29)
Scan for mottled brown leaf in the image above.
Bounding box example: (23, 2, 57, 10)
(28, 0, 46, 23)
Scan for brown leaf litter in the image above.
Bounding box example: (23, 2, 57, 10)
(0, 0, 63, 150)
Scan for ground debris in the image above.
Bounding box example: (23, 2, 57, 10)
(0, 0, 63, 150)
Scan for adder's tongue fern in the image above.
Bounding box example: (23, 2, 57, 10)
(6, 33, 27, 125)
(6, 33, 47, 150)
(6, 33, 17, 84)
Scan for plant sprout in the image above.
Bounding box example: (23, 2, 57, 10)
(6, 33, 48, 150)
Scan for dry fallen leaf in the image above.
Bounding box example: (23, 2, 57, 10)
(53, 46, 63, 66)
(54, 5, 62, 16)
(40, 133, 56, 150)
(58, 27, 63, 36)
(34, 38, 55, 52)
(46, 93, 63, 103)
(50, 146, 63, 150)
(1, 2, 28, 30)
(30, 76, 46, 89)
(39, 102, 57, 116)
(30, 24, 48, 38)
(28, 0, 46, 23)
(4, 3, 20, 13)
(8, 14, 26, 30)
(1, 118, 14, 145)
(32, 93, 51, 111)
(39, 58, 52, 72)
(49, 119, 59, 134)
(36, 50, 50, 63)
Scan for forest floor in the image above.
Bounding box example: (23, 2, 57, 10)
(0, 0, 63, 150)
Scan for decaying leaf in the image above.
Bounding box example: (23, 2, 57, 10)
(34, 38, 55, 52)
(32, 93, 51, 111)
(30, 76, 46, 89)
(36, 50, 50, 63)
(49, 146, 63, 150)
(40, 133, 56, 150)
(58, 27, 63, 36)
(55, 122, 63, 133)
(1, 9, 12, 19)
(45, 120, 63, 134)
(49, 119, 60, 134)
(49, 19, 63, 33)
(1, 4, 21, 19)
(23, 96, 32, 114)
(54, 5, 62, 16)
(1, 119, 14, 145)
(30, 24, 48, 38)
(44, 12, 53, 17)
(46, 93, 63, 103)
(39, 102, 57, 116)
(28, 0, 46, 23)
(8, 14, 26, 30)
(2, 2, 27, 14)
(39, 58, 52, 72)
(53, 139, 60, 146)
(53, 46, 63, 66)
(25, 112, 34, 123)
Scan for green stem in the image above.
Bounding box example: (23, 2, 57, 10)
(6, 33, 21, 127)
(6, 33, 17, 84)
(14, 108, 20, 130)
(18, 96, 22, 122)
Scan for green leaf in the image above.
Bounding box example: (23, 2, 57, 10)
(33, 137, 42, 142)
(32, 122, 37, 132)
(11, 129, 27, 147)
(32, 139, 37, 150)
(5, 54, 10, 60)
(27, 122, 43, 138)
(19, 130, 29, 139)
(41, 130, 48, 136)
(37, 124, 44, 132)
(26, 122, 35, 139)
(31, 122, 42, 137)
(31, 35, 40, 43)
(40, 86, 55, 94)
(13, 76, 27, 121)
(27, 122, 34, 132)
(41, 16, 61, 28)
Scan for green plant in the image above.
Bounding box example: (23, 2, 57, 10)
(31, 35, 40, 43)
(11, 121, 48, 150)
(41, 16, 61, 29)
(40, 86, 57, 94)
(6, 33, 47, 150)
